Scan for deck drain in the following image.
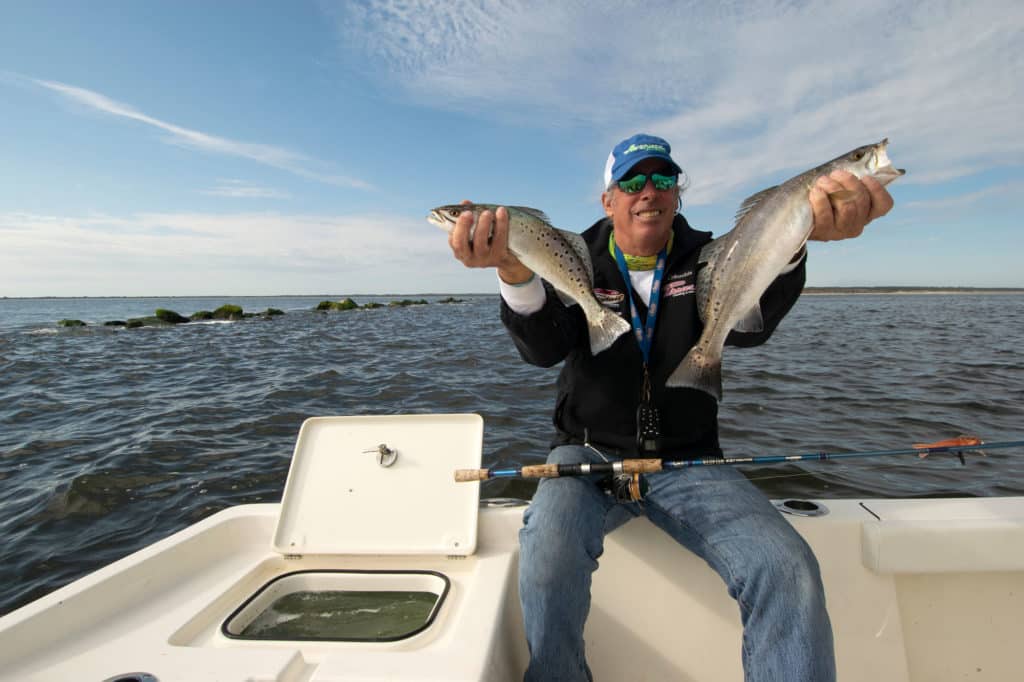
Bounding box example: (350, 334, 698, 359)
(774, 499, 829, 517)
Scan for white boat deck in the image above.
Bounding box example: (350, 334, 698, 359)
(1, 415, 1022, 681)
(0, 504, 527, 682)
(2, 497, 1023, 681)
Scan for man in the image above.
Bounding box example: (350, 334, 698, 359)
(447, 134, 894, 681)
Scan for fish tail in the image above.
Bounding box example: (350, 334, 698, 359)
(666, 346, 723, 401)
(586, 308, 632, 355)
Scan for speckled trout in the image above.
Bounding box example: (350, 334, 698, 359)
(429, 203, 630, 355)
(666, 139, 906, 400)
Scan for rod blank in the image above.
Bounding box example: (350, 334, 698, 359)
(453, 440, 1024, 483)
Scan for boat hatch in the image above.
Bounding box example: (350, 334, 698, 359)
(222, 570, 450, 642)
(273, 414, 483, 556)
(220, 414, 482, 643)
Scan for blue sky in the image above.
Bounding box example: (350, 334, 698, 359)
(1, 0, 1021, 296)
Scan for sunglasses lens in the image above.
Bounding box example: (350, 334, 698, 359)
(618, 174, 647, 193)
(651, 173, 678, 190)
(617, 172, 678, 193)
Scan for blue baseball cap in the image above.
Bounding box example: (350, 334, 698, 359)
(603, 133, 683, 188)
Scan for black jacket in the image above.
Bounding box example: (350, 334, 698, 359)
(501, 214, 805, 459)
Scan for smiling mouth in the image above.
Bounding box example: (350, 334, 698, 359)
(634, 209, 663, 218)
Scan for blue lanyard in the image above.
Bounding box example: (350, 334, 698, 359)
(613, 243, 667, 366)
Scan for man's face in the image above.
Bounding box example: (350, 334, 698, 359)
(601, 158, 679, 252)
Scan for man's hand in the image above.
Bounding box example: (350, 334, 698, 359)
(447, 203, 533, 284)
(808, 170, 894, 242)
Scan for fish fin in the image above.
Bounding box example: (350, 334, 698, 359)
(735, 186, 779, 223)
(695, 235, 734, 324)
(731, 304, 764, 333)
(555, 280, 631, 353)
(587, 308, 632, 355)
(697, 234, 730, 268)
(828, 189, 857, 202)
(666, 346, 723, 401)
(508, 206, 552, 223)
(548, 227, 596, 305)
(553, 228, 596, 287)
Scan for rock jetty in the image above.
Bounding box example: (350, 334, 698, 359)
(316, 298, 359, 311)
(56, 297, 456, 329)
(55, 304, 288, 329)
(314, 298, 433, 311)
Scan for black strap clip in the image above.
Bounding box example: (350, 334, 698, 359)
(636, 366, 661, 454)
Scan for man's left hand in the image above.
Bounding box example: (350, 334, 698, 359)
(808, 170, 894, 242)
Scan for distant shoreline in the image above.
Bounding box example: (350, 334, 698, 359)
(0, 293, 497, 301)
(2, 288, 1023, 300)
(803, 287, 1024, 295)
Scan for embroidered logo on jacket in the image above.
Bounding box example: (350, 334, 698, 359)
(594, 288, 625, 308)
(662, 275, 695, 299)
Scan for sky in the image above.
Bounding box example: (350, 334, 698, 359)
(1, 0, 1022, 296)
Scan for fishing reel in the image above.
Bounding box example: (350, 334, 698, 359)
(603, 472, 649, 503)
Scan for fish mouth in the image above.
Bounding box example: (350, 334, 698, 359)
(427, 209, 453, 230)
(875, 166, 906, 181)
(870, 142, 906, 185)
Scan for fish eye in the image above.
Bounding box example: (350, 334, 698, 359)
(851, 150, 866, 161)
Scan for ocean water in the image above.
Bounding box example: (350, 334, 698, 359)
(1, 293, 1023, 616)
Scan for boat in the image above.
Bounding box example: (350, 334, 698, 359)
(1, 414, 1021, 681)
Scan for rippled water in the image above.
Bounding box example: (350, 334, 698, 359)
(1, 293, 1023, 616)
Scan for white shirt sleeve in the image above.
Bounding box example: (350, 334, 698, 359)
(498, 273, 546, 315)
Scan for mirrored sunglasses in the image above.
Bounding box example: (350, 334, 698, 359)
(617, 172, 678, 194)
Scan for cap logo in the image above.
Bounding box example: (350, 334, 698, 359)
(623, 143, 667, 155)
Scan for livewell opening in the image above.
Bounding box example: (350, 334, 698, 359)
(222, 570, 450, 642)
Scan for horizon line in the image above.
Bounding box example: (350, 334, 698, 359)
(4, 286, 1024, 301)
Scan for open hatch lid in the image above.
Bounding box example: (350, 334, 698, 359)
(273, 414, 483, 556)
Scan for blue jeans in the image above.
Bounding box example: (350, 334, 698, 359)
(519, 445, 835, 681)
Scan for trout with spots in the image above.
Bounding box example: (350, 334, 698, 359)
(666, 139, 906, 400)
(429, 204, 631, 355)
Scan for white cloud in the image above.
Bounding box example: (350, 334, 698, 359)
(0, 210, 453, 295)
(326, 0, 1023, 203)
(33, 79, 373, 190)
(202, 180, 291, 200)
(654, 1, 1024, 204)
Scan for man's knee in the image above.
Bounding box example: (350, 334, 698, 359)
(754, 532, 825, 602)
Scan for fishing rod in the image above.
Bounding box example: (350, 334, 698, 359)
(453, 437, 1024, 483)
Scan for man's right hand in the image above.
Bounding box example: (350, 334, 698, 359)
(447, 203, 534, 284)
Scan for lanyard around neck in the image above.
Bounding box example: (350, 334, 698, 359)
(613, 242, 667, 365)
